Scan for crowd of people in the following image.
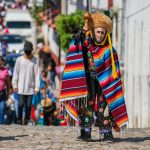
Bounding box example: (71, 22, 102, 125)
(0, 40, 66, 126)
(0, 0, 69, 127)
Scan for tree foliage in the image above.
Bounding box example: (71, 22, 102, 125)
(55, 11, 84, 52)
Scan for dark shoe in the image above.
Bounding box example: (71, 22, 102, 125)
(84, 133, 91, 139)
(76, 129, 85, 140)
(17, 120, 22, 125)
(83, 128, 93, 142)
(83, 137, 94, 142)
(77, 135, 85, 140)
(104, 132, 114, 143)
(83, 136, 95, 142)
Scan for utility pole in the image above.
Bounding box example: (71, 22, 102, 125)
(86, 0, 92, 12)
(58, 33, 61, 65)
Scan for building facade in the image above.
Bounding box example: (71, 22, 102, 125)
(125, 0, 150, 128)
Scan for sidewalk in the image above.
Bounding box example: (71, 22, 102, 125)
(0, 125, 150, 150)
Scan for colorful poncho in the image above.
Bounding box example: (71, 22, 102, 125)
(60, 40, 88, 101)
(60, 38, 128, 128)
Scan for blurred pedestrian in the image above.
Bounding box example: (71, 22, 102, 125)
(47, 62, 56, 89)
(12, 41, 40, 125)
(40, 81, 56, 125)
(5, 92, 19, 124)
(40, 69, 50, 87)
(5, 94, 16, 124)
(0, 56, 11, 124)
(1, 40, 8, 57)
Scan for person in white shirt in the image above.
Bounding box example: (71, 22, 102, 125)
(12, 41, 40, 125)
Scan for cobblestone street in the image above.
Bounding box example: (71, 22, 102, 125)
(0, 125, 150, 150)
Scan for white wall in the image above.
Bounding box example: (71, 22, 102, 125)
(112, 0, 122, 59)
(125, 0, 150, 128)
(67, 0, 77, 14)
(91, 0, 108, 10)
(66, 0, 108, 14)
(48, 28, 59, 57)
(42, 23, 59, 56)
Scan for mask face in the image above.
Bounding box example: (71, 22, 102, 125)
(93, 27, 106, 44)
(24, 50, 32, 55)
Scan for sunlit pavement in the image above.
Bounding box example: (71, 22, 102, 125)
(0, 125, 150, 150)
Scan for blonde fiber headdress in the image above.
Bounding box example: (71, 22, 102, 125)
(89, 12, 112, 33)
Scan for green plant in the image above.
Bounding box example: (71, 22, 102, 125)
(30, 5, 43, 26)
(55, 11, 84, 52)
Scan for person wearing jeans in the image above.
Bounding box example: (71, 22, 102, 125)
(0, 56, 11, 124)
(0, 100, 5, 124)
(18, 95, 33, 125)
(12, 41, 40, 125)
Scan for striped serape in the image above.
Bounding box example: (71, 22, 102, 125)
(91, 44, 128, 127)
(60, 39, 88, 101)
(60, 39, 128, 128)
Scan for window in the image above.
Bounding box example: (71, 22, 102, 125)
(1, 35, 23, 44)
(7, 21, 31, 29)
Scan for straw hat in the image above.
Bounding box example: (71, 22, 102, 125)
(89, 12, 112, 33)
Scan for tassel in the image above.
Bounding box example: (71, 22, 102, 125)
(60, 102, 63, 114)
(84, 97, 86, 109)
(86, 97, 87, 108)
(78, 99, 80, 110)
(108, 34, 118, 79)
(94, 94, 98, 111)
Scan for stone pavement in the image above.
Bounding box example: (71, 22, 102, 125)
(0, 125, 150, 150)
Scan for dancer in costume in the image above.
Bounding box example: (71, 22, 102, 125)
(60, 12, 128, 142)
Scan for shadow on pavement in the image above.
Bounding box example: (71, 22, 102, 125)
(77, 136, 150, 143)
(0, 134, 28, 141)
(114, 136, 150, 143)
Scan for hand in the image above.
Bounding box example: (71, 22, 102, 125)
(82, 20, 89, 33)
(13, 88, 18, 93)
(41, 99, 46, 106)
(82, 25, 88, 33)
